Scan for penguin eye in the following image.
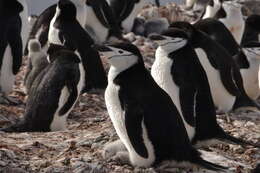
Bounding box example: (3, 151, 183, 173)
(118, 50, 124, 54)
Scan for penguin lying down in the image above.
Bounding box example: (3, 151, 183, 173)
(94, 43, 227, 171)
(149, 28, 260, 149)
(0, 46, 84, 132)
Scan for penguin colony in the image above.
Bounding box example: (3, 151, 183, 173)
(0, 0, 260, 171)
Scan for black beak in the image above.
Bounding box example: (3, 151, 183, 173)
(155, 0, 160, 7)
(92, 44, 113, 52)
(149, 34, 165, 41)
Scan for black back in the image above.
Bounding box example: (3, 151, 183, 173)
(194, 18, 250, 69)
(112, 52, 200, 165)
(52, 0, 107, 91)
(0, 0, 23, 75)
(241, 14, 260, 46)
(24, 4, 57, 55)
(86, 0, 122, 39)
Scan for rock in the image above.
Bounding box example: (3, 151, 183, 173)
(74, 162, 108, 173)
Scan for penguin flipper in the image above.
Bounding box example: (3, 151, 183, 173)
(89, 0, 111, 28)
(123, 99, 149, 159)
(58, 73, 79, 116)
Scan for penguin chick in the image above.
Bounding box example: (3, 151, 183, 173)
(1, 48, 84, 132)
(24, 39, 48, 94)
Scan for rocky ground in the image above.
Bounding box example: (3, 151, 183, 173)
(0, 1, 260, 173)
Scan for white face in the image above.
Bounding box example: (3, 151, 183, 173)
(244, 47, 260, 60)
(102, 47, 138, 71)
(155, 36, 188, 53)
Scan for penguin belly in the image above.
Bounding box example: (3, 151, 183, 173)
(50, 62, 85, 131)
(105, 82, 155, 167)
(85, 6, 109, 43)
(240, 63, 260, 100)
(0, 45, 15, 95)
(151, 53, 195, 140)
(195, 48, 236, 112)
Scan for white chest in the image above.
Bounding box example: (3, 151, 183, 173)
(151, 50, 195, 140)
(195, 48, 235, 112)
(85, 6, 109, 43)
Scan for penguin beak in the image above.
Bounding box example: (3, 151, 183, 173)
(155, 0, 160, 7)
(92, 44, 113, 53)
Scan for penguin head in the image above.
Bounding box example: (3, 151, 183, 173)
(57, 0, 77, 20)
(0, 0, 23, 17)
(149, 28, 188, 53)
(170, 22, 197, 43)
(243, 42, 260, 60)
(93, 43, 143, 71)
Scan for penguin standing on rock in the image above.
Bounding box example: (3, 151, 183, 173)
(85, 0, 124, 44)
(24, 39, 48, 94)
(24, 0, 87, 56)
(49, 0, 107, 92)
(94, 43, 226, 171)
(107, 0, 160, 33)
(0, 0, 23, 104)
(150, 28, 260, 148)
(170, 22, 259, 113)
(0, 47, 84, 132)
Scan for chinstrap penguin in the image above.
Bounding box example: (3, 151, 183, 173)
(0, 47, 84, 132)
(94, 42, 226, 171)
(49, 0, 107, 92)
(107, 0, 159, 33)
(150, 28, 260, 148)
(24, 39, 48, 94)
(170, 21, 259, 113)
(194, 18, 259, 100)
(0, 0, 24, 104)
(85, 0, 124, 44)
(24, 0, 87, 56)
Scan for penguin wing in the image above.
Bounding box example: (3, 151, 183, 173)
(58, 68, 80, 115)
(109, 0, 135, 22)
(8, 16, 23, 75)
(120, 91, 148, 158)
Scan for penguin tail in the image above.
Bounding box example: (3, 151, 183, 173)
(191, 150, 227, 172)
(216, 130, 260, 148)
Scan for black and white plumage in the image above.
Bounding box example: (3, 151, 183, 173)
(194, 18, 260, 100)
(201, 0, 222, 19)
(241, 14, 260, 46)
(107, 0, 158, 33)
(24, 0, 87, 56)
(0, 48, 84, 132)
(85, 0, 123, 43)
(170, 22, 259, 113)
(24, 39, 48, 94)
(0, 0, 23, 98)
(49, 0, 107, 92)
(150, 28, 260, 148)
(94, 43, 226, 171)
(18, 0, 29, 51)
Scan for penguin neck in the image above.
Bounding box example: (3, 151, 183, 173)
(203, 1, 221, 19)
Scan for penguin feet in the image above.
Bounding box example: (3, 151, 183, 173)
(111, 151, 130, 165)
(102, 139, 127, 159)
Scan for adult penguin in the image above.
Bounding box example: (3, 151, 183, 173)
(94, 42, 226, 171)
(18, 0, 29, 51)
(150, 28, 260, 148)
(170, 21, 259, 113)
(24, 0, 87, 56)
(1, 47, 84, 132)
(49, 0, 107, 92)
(194, 18, 259, 100)
(85, 0, 124, 44)
(0, 0, 23, 104)
(106, 0, 160, 33)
